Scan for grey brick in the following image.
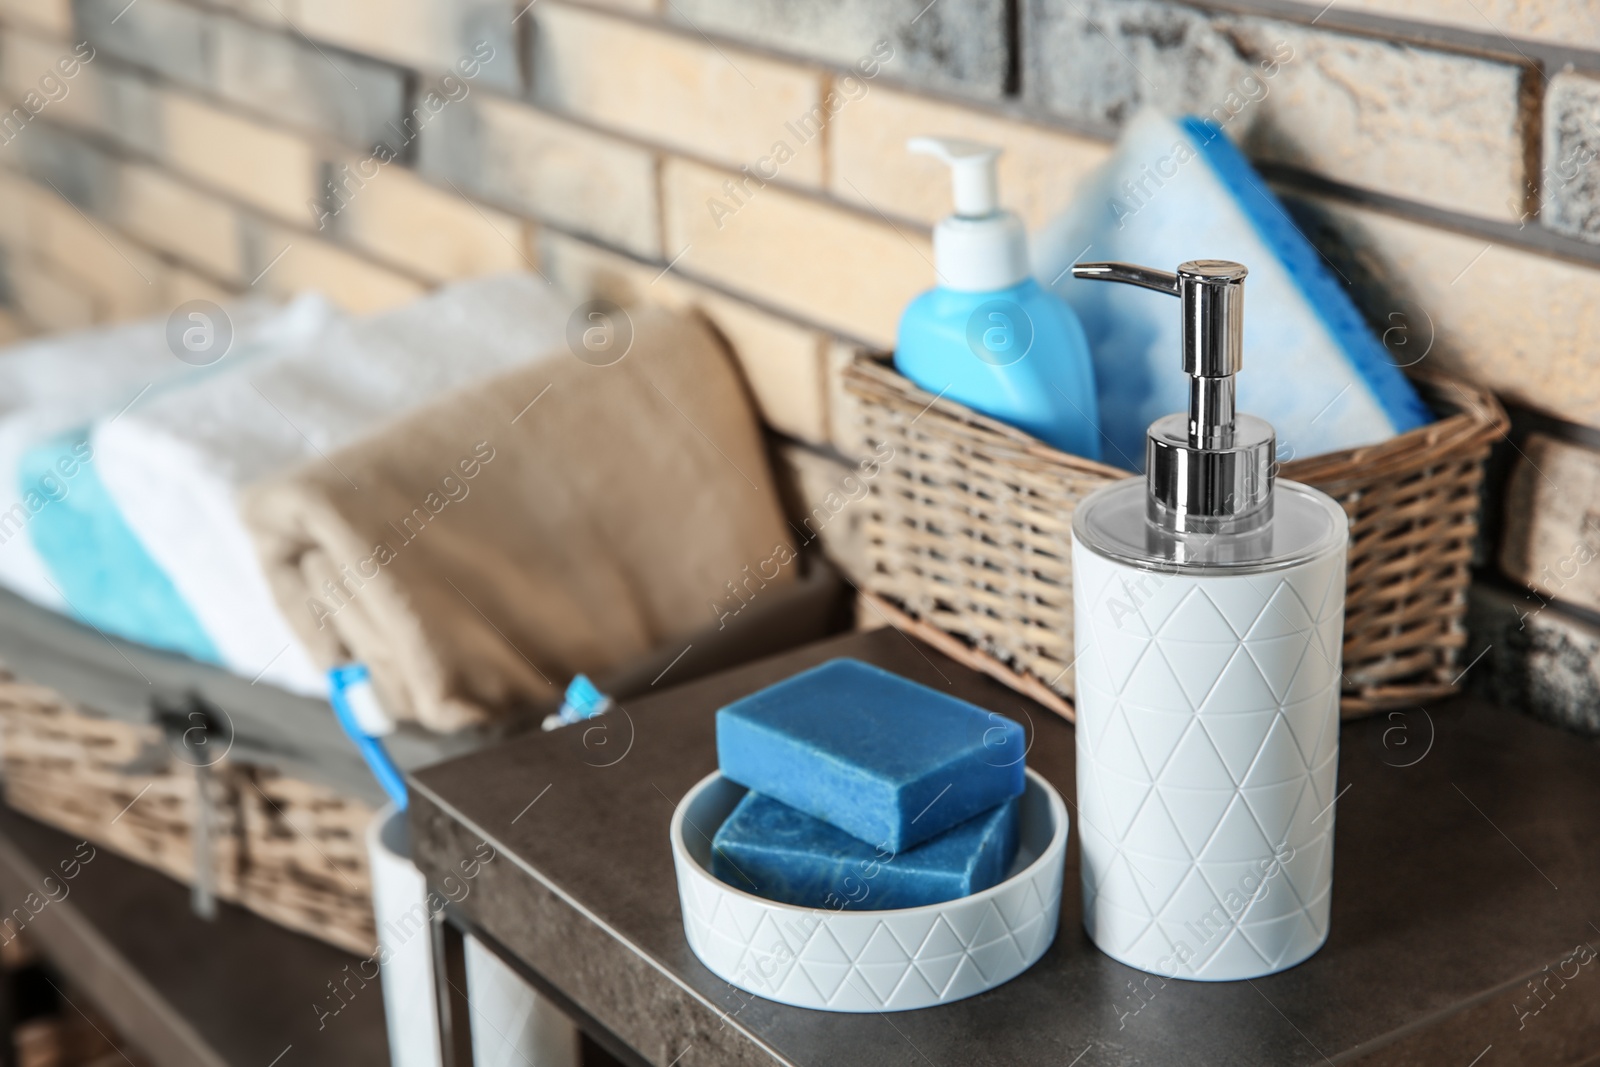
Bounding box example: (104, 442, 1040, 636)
(201, 0, 290, 24)
(1466, 584, 1600, 736)
(71, 0, 210, 90)
(454, 1, 518, 93)
(666, 0, 1008, 99)
(416, 89, 659, 255)
(1022, 0, 1527, 221)
(1542, 70, 1600, 243)
(86, 61, 164, 157)
(293, 0, 518, 93)
(9, 120, 116, 213)
(212, 20, 407, 149)
(1023, 0, 1236, 129)
(409, 79, 483, 186)
(73, 0, 409, 149)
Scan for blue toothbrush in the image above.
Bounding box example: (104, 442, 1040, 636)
(328, 663, 408, 810)
(542, 673, 613, 731)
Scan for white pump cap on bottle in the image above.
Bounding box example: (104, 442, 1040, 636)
(908, 136, 1031, 292)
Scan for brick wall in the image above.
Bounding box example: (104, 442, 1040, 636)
(0, 0, 1597, 722)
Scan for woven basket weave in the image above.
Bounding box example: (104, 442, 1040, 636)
(841, 352, 1507, 718)
(0, 675, 376, 954)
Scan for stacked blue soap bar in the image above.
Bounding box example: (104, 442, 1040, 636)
(713, 792, 1021, 910)
(711, 658, 1026, 910)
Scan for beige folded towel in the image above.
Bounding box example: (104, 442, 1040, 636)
(242, 308, 794, 731)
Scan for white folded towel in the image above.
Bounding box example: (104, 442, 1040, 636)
(91, 273, 573, 696)
(0, 295, 338, 611)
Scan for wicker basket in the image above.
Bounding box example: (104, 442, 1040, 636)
(841, 353, 1508, 718)
(0, 674, 376, 955)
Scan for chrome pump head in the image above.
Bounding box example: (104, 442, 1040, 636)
(1072, 259, 1275, 534)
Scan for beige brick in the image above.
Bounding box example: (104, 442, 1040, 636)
(0, 307, 26, 345)
(693, 290, 829, 443)
(1499, 434, 1600, 614)
(0, 0, 72, 36)
(1336, 0, 1600, 52)
(11, 256, 97, 331)
(161, 92, 319, 223)
(0, 166, 40, 248)
(662, 157, 930, 347)
(1025, 2, 1527, 222)
(540, 229, 833, 443)
(249, 226, 426, 313)
(4, 42, 165, 157)
(426, 96, 660, 257)
(292, 0, 442, 68)
(0, 32, 94, 130)
(165, 266, 240, 307)
(330, 163, 532, 283)
(112, 162, 245, 282)
(831, 84, 1109, 230)
(65, 249, 169, 322)
(1286, 192, 1600, 431)
(1237, 25, 1525, 222)
(534, 4, 825, 186)
(31, 192, 167, 320)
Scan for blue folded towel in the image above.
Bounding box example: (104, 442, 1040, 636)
(22, 432, 220, 665)
(712, 791, 1020, 910)
(1033, 111, 1432, 469)
(716, 658, 1025, 852)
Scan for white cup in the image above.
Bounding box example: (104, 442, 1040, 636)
(366, 804, 444, 1067)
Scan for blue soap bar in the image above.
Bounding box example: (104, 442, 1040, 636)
(715, 658, 1025, 851)
(712, 791, 1021, 910)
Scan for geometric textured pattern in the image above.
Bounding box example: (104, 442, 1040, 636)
(672, 771, 1068, 1012)
(1071, 542, 1346, 981)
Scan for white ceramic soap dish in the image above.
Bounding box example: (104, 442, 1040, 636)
(671, 768, 1068, 1012)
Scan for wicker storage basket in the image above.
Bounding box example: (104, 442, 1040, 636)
(0, 674, 376, 955)
(841, 352, 1508, 718)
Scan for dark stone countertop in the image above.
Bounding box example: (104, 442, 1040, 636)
(409, 629, 1600, 1067)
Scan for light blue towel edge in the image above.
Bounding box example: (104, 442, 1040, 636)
(19, 324, 316, 669)
(22, 431, 222, 665)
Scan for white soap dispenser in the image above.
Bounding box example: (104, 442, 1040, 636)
(893, 137, 1101, 459)
(1069, 260, 1350, 981)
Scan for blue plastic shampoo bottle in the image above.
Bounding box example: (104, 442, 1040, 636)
(894, 138, 1101, 459)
